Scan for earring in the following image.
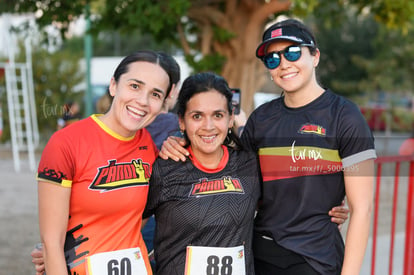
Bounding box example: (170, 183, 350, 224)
(270, 75, 273, 81)
(228, 128, 232, 134)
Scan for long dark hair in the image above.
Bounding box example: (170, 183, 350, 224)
(177, 72, 243, 150)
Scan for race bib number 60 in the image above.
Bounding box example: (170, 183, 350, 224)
(184, 245, 246, 275)
(86, 247, 148, 275)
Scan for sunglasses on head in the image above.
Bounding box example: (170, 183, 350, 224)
(261, 44, 314, 70)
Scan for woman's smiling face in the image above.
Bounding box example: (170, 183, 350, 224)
(107, 61, 169, 137)
(267, 41, 319, 96)
(179, 89, 234, 160)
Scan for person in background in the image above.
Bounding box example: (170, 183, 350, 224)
(35, 50, 177, 275)
(56, 101, 82, 130)
(145, 80, 180, 149)
(95, 88, 113, 114)
(159, 18, 373, 275)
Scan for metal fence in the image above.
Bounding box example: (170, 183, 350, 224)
(370, 155, 414, 275)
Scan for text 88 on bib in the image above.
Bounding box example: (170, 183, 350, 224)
(184, 245, 246, 275)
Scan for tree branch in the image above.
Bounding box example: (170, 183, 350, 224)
(177, 22, 191, 55)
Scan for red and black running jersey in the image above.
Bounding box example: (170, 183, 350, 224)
(37, 115, 157, 274)
(241, 90, 376, 274)
(143, 146, 261, 275)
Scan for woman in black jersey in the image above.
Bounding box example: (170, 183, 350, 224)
(248, 18, 375, 275)
(144, 72, 261, 274)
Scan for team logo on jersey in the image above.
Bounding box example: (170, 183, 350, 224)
(189, 176, 244, 197)
(298, 123, 326, 136)
(89, 159, 151, 191)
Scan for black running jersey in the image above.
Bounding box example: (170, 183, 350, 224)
(144, 147, 261, 275)
(241, 89, 376, 274)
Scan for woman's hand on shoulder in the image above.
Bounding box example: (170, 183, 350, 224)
(159, 136, 189, 162)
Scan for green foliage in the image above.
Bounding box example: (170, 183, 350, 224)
(184, 53, 226, 75)
(392, 108, 414, 132)
(355, 24, 414, 94)
(292, 0, 353, 27)
(0, 0, 19, 13)
(311, 13, 379, 97)
(0, 0, 190, 49)
(361, 0, 414, 32)
(93, 0, 190, 43)
(212, 26, 236, 44)
(293, 0, 414, 32)
(297, 2, 414, 106)
(0, 82, 8, 142)
(63, 30, 175, 57)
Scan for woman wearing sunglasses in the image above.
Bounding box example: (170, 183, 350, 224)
(245, 18, 376, 274)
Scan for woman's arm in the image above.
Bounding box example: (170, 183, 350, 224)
(341, 159, 374, 275)
(38, 181, 71, 275)
(159, 134, 351, 227)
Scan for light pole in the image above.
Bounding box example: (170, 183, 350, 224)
(84, 3, 93, 116)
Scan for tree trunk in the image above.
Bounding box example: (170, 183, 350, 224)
(187, 0, 291, 115)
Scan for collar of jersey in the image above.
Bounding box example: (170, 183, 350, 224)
(91, 114, 137, 141)
(188, 145, 229, 173)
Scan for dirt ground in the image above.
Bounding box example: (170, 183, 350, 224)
(0, 148, 39, 275)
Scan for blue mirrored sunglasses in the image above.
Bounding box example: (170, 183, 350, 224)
(262, 44, 313, 69)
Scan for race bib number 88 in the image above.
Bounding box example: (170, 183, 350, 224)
(184, 245, 246, 275)
(86, 247, 148, 275)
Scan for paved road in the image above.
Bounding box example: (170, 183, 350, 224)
(0, 154, 39, 275)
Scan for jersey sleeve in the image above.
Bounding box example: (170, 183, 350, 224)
(337, 101, 377, 167)
(36, 131, 75, 187)
(143, 159, 163, 218)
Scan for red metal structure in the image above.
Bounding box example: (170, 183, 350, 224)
(371, 155, 414, 275)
